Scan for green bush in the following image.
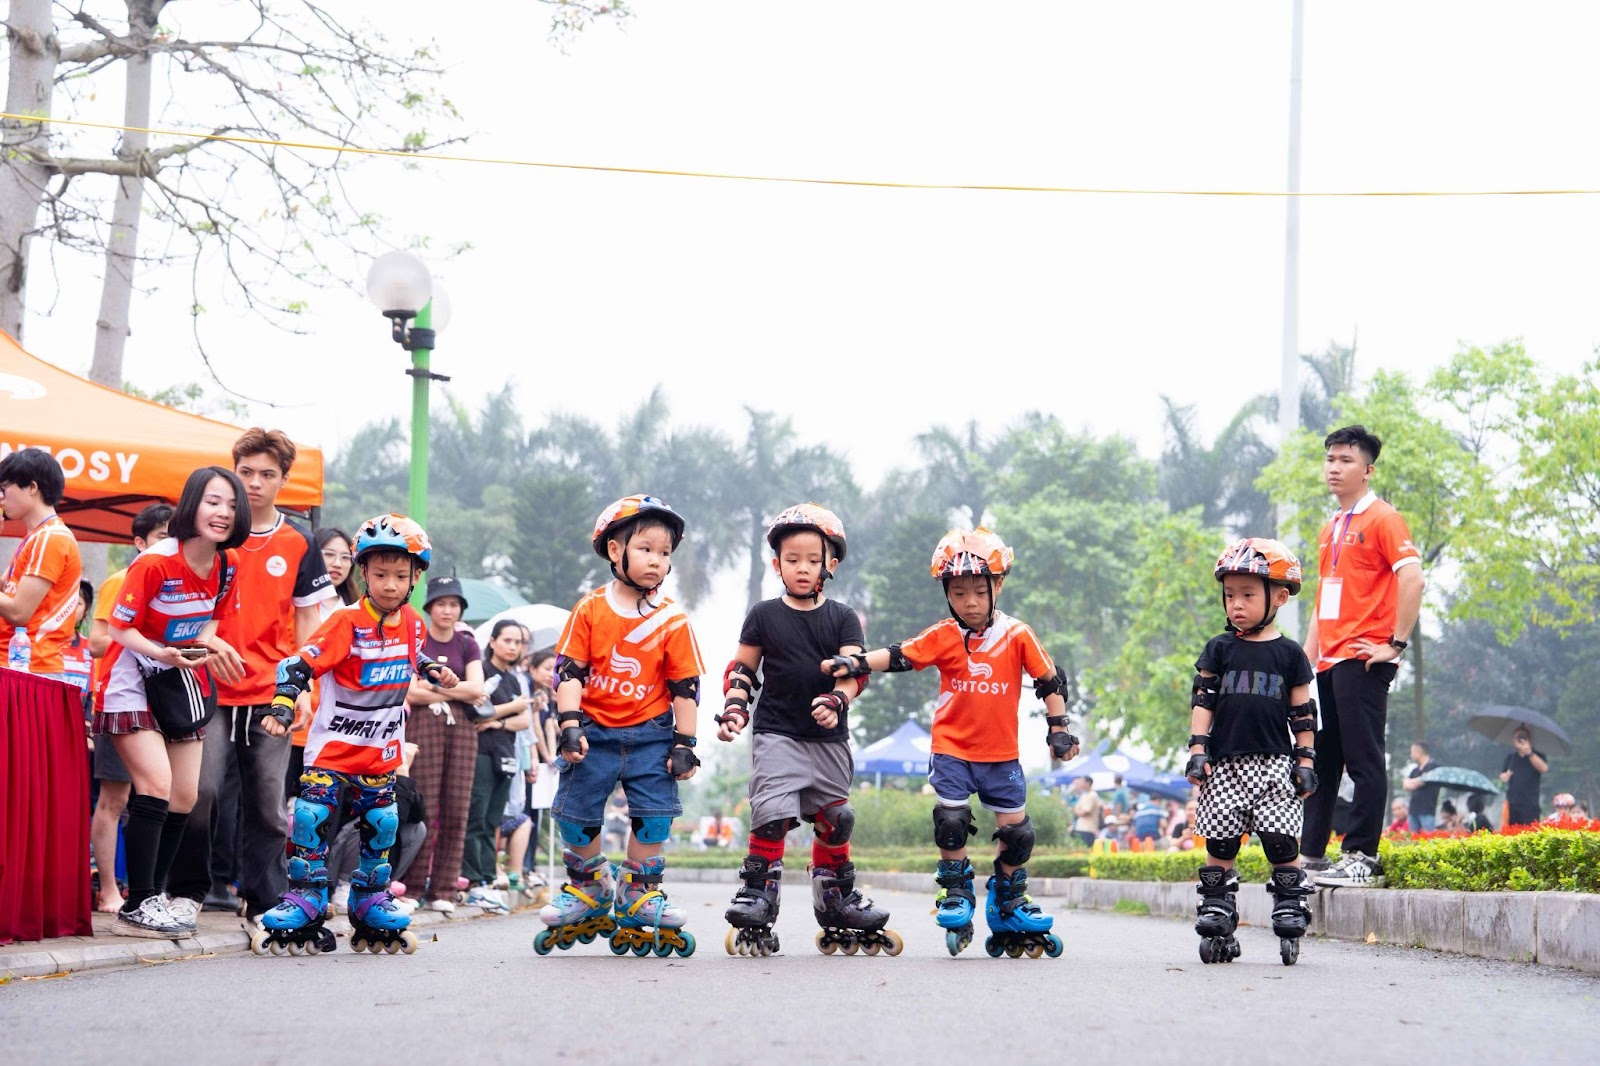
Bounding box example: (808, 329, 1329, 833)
(1381, 830, 1600, 893)
(661, 845, 1090, 877)
(845, 785, 1075, 849)
(1087, 844, 1341, 884)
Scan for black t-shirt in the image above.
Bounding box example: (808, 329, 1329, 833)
(1407, 760, 1441, 813)
(1195, 632, 1314, 758)
(1502, 750, 1546, 807)
(479, 661, 521, 762)
(739, 597, 864, 744)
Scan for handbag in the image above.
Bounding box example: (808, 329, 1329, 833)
(139, 547, 233, 740)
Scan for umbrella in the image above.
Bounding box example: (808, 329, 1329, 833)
(472, 602, 572, 654)
(1418, 765, 1502, 796)
(1468, 705, 1571, 757)
(456, 578, 530, 627)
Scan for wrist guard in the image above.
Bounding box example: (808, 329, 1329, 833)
(1188, 734, 1210, 752)
(1185, 752, 1213, 782)
(1293, 745, 1316, 762)
(714, 705, 750, 728)
(268, 693, 297, 728)
(1047, 730, 1079, 760)
(1291, 764, 1319, 799)
(668, 743, 701, 776)
(557, 710, 584, 755)
(814, 690, 849, 717)
(273, 655, 313, 704)
(824, 653, 871, 678)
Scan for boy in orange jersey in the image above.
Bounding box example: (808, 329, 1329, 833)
(823, 528, 1079, 958)
(535, 495, 704, 959)
(250, 514, 459, 956)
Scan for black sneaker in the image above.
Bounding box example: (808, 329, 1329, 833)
(1313, 851, 1384, 887)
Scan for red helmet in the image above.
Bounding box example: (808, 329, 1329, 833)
(931, 528, 1014, 580)
(1215, 538, 1302, 595)
(766, 503, 847, 562)
(591, 494, 685, 558)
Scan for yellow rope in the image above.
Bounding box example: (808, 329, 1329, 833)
(8, 111, 1600, 197)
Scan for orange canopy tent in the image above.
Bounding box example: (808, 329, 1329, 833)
(0, 331, 323, 543)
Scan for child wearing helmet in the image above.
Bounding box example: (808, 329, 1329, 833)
(251, 513, 460, 956)
(715, 503, 900, 957)
(822, 527, 1078, 958)
(1184, 537, 1318, 966)
(535, 494, 705, 958)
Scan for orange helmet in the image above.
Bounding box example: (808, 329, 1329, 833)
(767, 503, 847, 562)
(931, 528, 1014, 580)
(591, 494, 685, 559)
(355, 513, 431, 570)
(1214, 538, 1302, 595)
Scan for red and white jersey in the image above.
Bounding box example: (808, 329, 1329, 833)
(899, 611, 1055, 762)
(556, 583, 704, 729)
(96, 539, 233, 711)
(298, 600, 425, 775)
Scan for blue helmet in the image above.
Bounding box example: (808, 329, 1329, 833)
(354, 513, 432, 571)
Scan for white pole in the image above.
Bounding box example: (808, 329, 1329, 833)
(1278, 0, 1306, 640)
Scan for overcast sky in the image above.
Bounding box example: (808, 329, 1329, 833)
(15, 2, 1600, 753)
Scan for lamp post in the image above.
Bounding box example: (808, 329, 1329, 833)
(365, 251, 451, 602)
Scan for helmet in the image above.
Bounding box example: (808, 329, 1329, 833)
(930, 528, 1014, 580)
(1553, 793, 1576, 809)
(1214, 538, 1301, 595)
(355, 513, 432, 571)
(766, 503, 847, 562)
(591, 494, 685, 559)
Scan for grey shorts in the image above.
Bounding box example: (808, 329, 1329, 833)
(748, 732, 852, 828)
(93, 733, 132, 783)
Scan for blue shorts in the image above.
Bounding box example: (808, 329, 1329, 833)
(550, 711, 681, 824)
(929, 754, 1027, 813)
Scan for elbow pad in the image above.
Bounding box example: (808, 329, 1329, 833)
(1033, 667, 1069, 701)
(274, 655, 314, 702)
(556, 656, 591, 686)
(666, 676, 700, 702)
(1192, 672, 1220, 709)
(885, 644, 914, 673)
(1289, 699, 1318, 735)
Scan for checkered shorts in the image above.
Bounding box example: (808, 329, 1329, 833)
(1194, 753, 1302, 838)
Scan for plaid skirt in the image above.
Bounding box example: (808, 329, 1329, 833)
(92, 707, 205, 742)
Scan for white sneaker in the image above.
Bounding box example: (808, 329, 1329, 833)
(1314, 851, 1385, 887)
(331, 883, 351, 915)
(392, 895, 420, 915)
(161, 894, 201, 930)
(427, 898, 456, 913)
(114, 896, 190, 939)
(465, 886, 509, 913)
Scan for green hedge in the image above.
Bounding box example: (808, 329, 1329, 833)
(1381, 830, 1600, 893)
(665, 846, 1091, 879)
(1086, 843, 1344, 884)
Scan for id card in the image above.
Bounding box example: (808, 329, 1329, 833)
(1319, 577, 1343, 620)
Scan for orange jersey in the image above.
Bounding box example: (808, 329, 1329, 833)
(0, 514, 82, 674)
(298, 600, 425, 775)
(294, 597, 347, 749)
(899, 612, 1055, 762)
(98, 539, 234, 710)
(214, 515, 332, 705)
(556, 584, 704, 729)
(1313, 492, 1421, 671)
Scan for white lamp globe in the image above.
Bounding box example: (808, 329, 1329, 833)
(426, 281, 453, 332)
(366, 251, 432, 316)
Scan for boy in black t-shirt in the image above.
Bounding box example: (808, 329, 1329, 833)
(714, 504, 900, 957)
(1184, 538, 1318, 965)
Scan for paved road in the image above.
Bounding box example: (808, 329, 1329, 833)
(3, 878, 1594, 1064)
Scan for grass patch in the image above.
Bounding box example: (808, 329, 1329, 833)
(1112, 898, 1151, 916)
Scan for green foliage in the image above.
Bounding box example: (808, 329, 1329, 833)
(1088, 844, 1278, 883)
(792, 786, 1074, 850)
(1383, 830, 1600, 893)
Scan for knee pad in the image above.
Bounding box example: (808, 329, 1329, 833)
(992, 817, 1036, 867)
(811, 799, 854, 846)
(753, 817, 797, 842)
(1205, 835, 1242, 861)
(558, 819, 601, 847)
(1257, 831, 1300, 865)
(631, 816, 673, 845)
(290, 795, 335, 852)
(932, 803, 976, 851)
(360, 799, 399, 853)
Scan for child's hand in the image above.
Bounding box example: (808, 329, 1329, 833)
(715, 709, 746, 742)
(429, 665, 460, 688)
(291, 692, 314, 733)
(810, 691, 848, 730)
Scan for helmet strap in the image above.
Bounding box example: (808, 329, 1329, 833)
(943, 574, 997, 652)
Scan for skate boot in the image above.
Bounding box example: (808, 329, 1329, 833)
(934, 857, 977, 956)
(1268, 865, 1314, 966)
(725, 856, 782, 957)
(811, 862, 902, 957)
(612, 856, 696, 957)
(983, 861, 1062, 959)
(1195, 864, 1241, 964)
(348, 862, 419, 955)
(534, 849, 617, 954)
(252, 858, 336, 956)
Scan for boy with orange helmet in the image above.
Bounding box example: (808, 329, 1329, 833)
(536, 494, 704, 958)
(717, 503, 901, 957)
(1184, 537, 1318, 966)
(823, 527, 1078, 958)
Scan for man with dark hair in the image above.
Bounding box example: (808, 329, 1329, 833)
(1401, 739, 1440, 832)
(1498, 726, 1547, 826)
(0, 447, 83, 681)
(1301, 425, 1424, 887)
(168, 429, 332, 923)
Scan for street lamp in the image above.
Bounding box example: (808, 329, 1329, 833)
(365, 251, 451, 597)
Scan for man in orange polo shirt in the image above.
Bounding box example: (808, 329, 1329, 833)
(0, 447, 82, 682)
(1299, 425, 1423, 887)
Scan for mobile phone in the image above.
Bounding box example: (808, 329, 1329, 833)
(174, 645, 209, 661)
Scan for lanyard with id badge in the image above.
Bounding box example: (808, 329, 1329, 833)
(1320, 509, 1357, 620)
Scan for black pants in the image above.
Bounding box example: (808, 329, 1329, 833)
(1301, 659, 1398, 859)
(462, 754, 514, 886)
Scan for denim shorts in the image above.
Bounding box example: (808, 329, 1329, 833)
(929, 753, 1027, 813)
(550, 711, 681, 823)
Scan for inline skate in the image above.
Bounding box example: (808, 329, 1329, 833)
(1268, 865, 1313, 965)
(983, 861, 1062, 959)
(725, 856, 782, 957)
(1195, 864, 1241, 964)
(934, 857, 977, 956)
(347, 862, 418, 954)
(611, 856, 695, 958)
(811, 862, 902, 956)
(251, 859, 336, 956)
(534, 849, 617, 954)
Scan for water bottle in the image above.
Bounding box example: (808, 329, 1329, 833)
(7, 628, 31, 671)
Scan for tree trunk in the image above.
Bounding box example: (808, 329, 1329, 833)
(88, 0, 165, 387)
(0, 0, 60, 341)
(745, 516, 766, 615)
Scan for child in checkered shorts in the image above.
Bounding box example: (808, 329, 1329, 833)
(1183, 538, 1318, 964)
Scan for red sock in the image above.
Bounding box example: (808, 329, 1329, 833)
(748, 835, 785, 863)
(813, 841, 849, 868)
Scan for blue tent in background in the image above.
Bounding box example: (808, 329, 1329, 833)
(1034, 742, 1192, 801)
(854, 719, 932, 784)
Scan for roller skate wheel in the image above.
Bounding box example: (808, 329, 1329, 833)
(1025, 942, 1044, 959)
(287, 940, 305, 956)
(384, 937, 402, 954)
(946, 930, 963, 957)
(608, 936, 630, 955)
(677, 931, 696, 957)
(863, 941, 881, 956)
(1043, 934, 1064, 959)
(1199, 939, 1217, 964)
(1280, 938, 1299, 966)
(815, 931, 838, 955)
(400, 931, 419, 954)
(1004, 941, 1024, 959)
(533, 929, 556, 955)
(268, 938, 287, 956)
(653, 940, 674, 958)
(881, 929, 904, 957)
(350, 937, 368, 954)
(249, 929, 271, 956)
(984, 935, 1003, 958)
(725, 928, 738, 956)
(631, 941, 652, 957)
(842, 939, 860, 956)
